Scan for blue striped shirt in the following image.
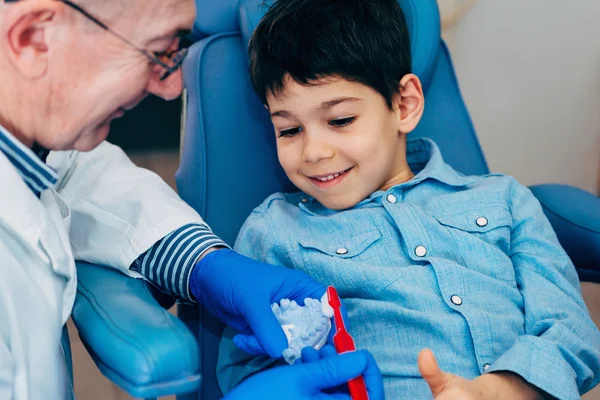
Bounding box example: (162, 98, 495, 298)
(133, 223, 227, 302)
(0, 124, 226, 302)
(0, 125, 57, 196)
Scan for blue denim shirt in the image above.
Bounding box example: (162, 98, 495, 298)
(217, 138, 600, 399)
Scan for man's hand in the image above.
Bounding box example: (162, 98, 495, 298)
(190, 249, 325, 358)
(225, 346, 385, 400)
(418, 349, 544, 400)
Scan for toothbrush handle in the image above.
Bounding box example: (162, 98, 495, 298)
(348, 376, 369, 400)
(333, 332, 369, 400)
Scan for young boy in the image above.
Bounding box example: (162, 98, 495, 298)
(217, 0, 600, 398)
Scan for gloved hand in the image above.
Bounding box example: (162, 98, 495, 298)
(232, 285, 351, 357)
(225, 345, 385, 400)
(189, 249, 325, 358)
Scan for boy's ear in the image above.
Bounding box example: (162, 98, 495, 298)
(394, 74, 425, 134)
(3, 0, 62, 79)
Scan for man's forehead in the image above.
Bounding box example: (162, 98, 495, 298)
(144, 0, 195, 26)
(154, 0, 195, 37)
(109, 0, 195, 39)
(161, 0, 195, 20)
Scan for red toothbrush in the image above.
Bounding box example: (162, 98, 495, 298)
(327, 286, 369, 400)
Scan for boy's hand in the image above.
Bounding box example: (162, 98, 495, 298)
(418, 349, 545, 400)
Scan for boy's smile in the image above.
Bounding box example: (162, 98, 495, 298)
(267, 75, 424, 210)
(306, 166, 353, 188)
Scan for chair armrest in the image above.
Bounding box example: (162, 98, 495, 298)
(529, 184, 600, 282)
(71, 261, 201, 398)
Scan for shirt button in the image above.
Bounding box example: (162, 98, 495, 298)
(476, 217, 488, 227)
(483, 363, 491, 371)
(415, 245, 427, 257)
(336, 248, 349, 255)
(301, 198, 309, 203)
(451, 295, 463, 306)
(386, 194, 397, 204)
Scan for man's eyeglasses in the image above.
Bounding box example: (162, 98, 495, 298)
(7, 0, 190, 81)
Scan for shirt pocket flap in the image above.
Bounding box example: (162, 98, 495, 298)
(432, 207, 512, 233)
(298, 230, 382, 258)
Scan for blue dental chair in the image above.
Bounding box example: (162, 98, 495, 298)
(70, 262, 201, 399)
(176, 0, 600, 398)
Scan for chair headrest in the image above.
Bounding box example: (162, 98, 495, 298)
(193, 0, 240, 37)
(237, 0, 441, 92)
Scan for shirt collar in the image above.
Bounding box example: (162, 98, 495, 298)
(298, 137, 477, 215)
(0, 124, 58, 196)
(403, 137, 477, 188)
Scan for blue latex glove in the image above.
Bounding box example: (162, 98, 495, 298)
(190, 249, 325, 357)
(235, 285, 352, 357)
(225, 345, 385, 400)
(235, 285, 352, 356)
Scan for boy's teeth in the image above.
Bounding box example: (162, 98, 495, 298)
(316, 170, 346, 182)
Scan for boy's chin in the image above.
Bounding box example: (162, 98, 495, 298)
(314, 195, 361, 211)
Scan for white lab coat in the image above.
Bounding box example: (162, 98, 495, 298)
(0, 141, 206, 399)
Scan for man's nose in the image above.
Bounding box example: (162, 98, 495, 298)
(302, 130, 334, 163)
(146, 69, 184, 101)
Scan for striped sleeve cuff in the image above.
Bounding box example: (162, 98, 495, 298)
(132, 223, 229, 302)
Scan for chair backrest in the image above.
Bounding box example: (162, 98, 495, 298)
(176, 0, 488, 398)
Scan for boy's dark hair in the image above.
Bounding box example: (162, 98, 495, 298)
(249, 0, 412, 108)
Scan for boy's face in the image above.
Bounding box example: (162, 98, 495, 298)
(268, 75, 424, 210)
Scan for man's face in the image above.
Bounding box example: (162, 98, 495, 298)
(38, 0, 195, 151)
(268, 76, 412, 210)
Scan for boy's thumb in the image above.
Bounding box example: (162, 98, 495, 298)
(418, 349, 448, 397)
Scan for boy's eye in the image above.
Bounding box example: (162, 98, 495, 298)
(278, 126, 303, 138)
(329, 117, 356, 128)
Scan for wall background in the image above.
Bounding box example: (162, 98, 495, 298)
(441, 0, 600, 194)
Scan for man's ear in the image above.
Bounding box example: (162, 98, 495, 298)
(394, 74, 425, 134)
(3, 0, 62, 79)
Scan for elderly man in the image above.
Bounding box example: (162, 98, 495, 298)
(0, 0, 383, 398)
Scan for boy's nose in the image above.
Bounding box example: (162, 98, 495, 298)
(302, 131, 335, 163)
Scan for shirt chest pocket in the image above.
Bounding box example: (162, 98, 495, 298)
(296, 230, 398, 298)
(430, 206, 516, 285)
